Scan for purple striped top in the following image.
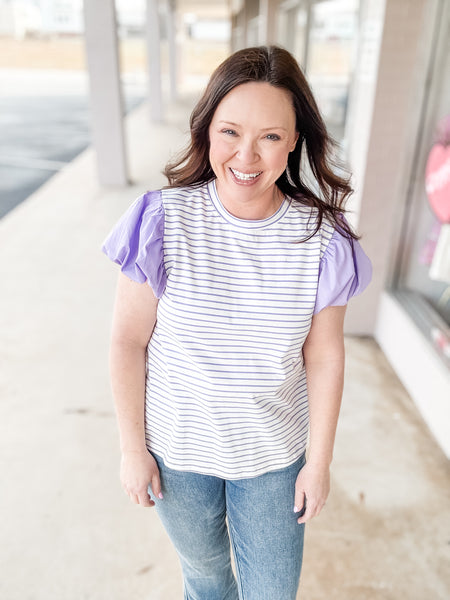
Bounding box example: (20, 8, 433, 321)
(102, 182, 372, 478)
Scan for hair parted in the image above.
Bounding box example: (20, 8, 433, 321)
(164, 45, 357, 240)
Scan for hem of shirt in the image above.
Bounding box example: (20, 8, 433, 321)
(147, 445, 308, 480)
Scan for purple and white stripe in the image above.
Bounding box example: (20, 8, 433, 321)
(102, 180, 372, 479)
(145, 181, 333, 478)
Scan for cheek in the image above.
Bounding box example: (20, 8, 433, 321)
(209, 138, 234, 166)
(265, 145, 292, 170)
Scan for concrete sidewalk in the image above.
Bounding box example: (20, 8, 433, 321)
(0, 99, 449, 600)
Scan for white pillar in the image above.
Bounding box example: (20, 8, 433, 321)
(167, 0, 177, 101)
(301, 0, 313, 71)
(146, 0, 163, 122)
(231, 8, 247, 52)
(259, 0, 278, 45)
(83, 0, 128, 185)
(344, 0, 437, 334)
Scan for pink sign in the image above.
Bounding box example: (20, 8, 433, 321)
(425, 143, 450, 223)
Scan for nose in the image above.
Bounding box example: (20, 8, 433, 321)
(236, 137, 259, 163)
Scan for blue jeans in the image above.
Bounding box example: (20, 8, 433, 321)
(148, 453, 306, 600)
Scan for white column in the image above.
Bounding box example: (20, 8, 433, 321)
(301, 0, 313, 71)
(146, 0, 163, 122)
(259, 0, 278, 45)
(83, 0, 128, 185)
(231, 8, 247, 52)
(344, 0, 437, 334)
(167, 0, 177, 101)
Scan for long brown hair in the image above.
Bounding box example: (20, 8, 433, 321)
(164, 45, 357, 239)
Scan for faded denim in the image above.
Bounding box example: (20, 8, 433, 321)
(149, 452, 306, 600)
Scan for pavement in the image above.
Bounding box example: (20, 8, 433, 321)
(0, 97, 449, 600)
(0, 69, 145, 218)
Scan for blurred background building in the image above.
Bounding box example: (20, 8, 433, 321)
(0, 0, 449, 458)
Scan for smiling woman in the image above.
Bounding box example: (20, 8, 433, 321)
(164, 45, 358, 241)
(208, 82, 298, 220)
(102, 45, 372, 600)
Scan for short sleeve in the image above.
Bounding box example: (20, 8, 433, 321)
(314, 229, 372, 314)
(102, 190, 167, 298)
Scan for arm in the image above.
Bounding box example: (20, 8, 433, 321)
(294, 304, 346, 523)
(110, 272, 162, 507)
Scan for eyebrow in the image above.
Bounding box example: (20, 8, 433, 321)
(218, 120, 288, 132)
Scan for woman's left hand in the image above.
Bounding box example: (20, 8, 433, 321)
(294, 461, 330, 524)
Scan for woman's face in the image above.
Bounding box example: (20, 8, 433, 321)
(208, 81, 298, 217)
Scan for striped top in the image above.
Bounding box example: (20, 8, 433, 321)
(103, 180, 372, 478)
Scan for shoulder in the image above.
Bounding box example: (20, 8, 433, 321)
(313, 218, 372, 314)
(287, 200, 337, 251)
(161, 182, 210, 206)
(312, 212, 357, 259)
(317, 214, 339, 250)
(134, 189, 164, 217)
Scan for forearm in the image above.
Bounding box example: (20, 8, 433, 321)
(305, 353, 344, 467)
(294, 306, 346, 523)
(110, 337, 148, 454)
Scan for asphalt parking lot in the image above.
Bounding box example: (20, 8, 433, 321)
(0, 68, 144, 219)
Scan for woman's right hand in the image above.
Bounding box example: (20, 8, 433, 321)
(120, 450, 163, 507)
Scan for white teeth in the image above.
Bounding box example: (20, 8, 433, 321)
(231, 168, 261, 181)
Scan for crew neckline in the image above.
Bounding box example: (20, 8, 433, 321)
(207, 179, 290, 229)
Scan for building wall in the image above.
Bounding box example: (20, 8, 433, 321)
(344, 0, 438, 335)
(230, 0, 450, 457)
(334, 0, 450, 456)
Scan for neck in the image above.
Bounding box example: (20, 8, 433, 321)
(215, 183, 284, 221)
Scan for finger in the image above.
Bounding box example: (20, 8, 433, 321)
(293, 490, 305, 515)
(313, 500, 326, 518)
(123, 485, 134, 500)
(129, 492, 140, 505)
(138, 491, 155, 507)
(316, 499, 326, 512)
(297, 506, 313, 524)
(297, 500, 320, 524)
(150, 471, 164, 500)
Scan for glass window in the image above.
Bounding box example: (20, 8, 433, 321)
(276, 0, 359, 147)
(305, 0, 359, 143)
(394, 1, 450, 367)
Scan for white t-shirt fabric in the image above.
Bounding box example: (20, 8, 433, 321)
(103, 180, 372, 479)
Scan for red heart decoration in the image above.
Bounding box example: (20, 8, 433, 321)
(425, 144, 450, 223)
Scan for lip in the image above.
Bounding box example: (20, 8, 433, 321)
(229, 167, 262, 185)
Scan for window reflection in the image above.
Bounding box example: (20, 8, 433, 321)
(277, 0, 359, 146)
(306, 0, 359, 142)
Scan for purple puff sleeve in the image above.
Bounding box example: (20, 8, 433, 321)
(102, 190, 167, 298)
(314, 229, 372, 314)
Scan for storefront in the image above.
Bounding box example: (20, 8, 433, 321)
(376, 0, 449, 457)
(275, 0, 359, 145)
(230, 0, 450, 457)
(391, 4, 449, 369)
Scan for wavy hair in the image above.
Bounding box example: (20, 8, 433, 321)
(164, 45, 358, 239)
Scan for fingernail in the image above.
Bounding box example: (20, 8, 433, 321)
(294, 506, 299, 512)
(158, 492, 164, 499)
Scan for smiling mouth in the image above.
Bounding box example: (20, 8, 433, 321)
(230, 168, 262, 182)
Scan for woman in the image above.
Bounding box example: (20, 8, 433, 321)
(103, 46, 371, 599)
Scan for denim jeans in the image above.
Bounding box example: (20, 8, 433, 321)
(148, 452, 306, 600)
